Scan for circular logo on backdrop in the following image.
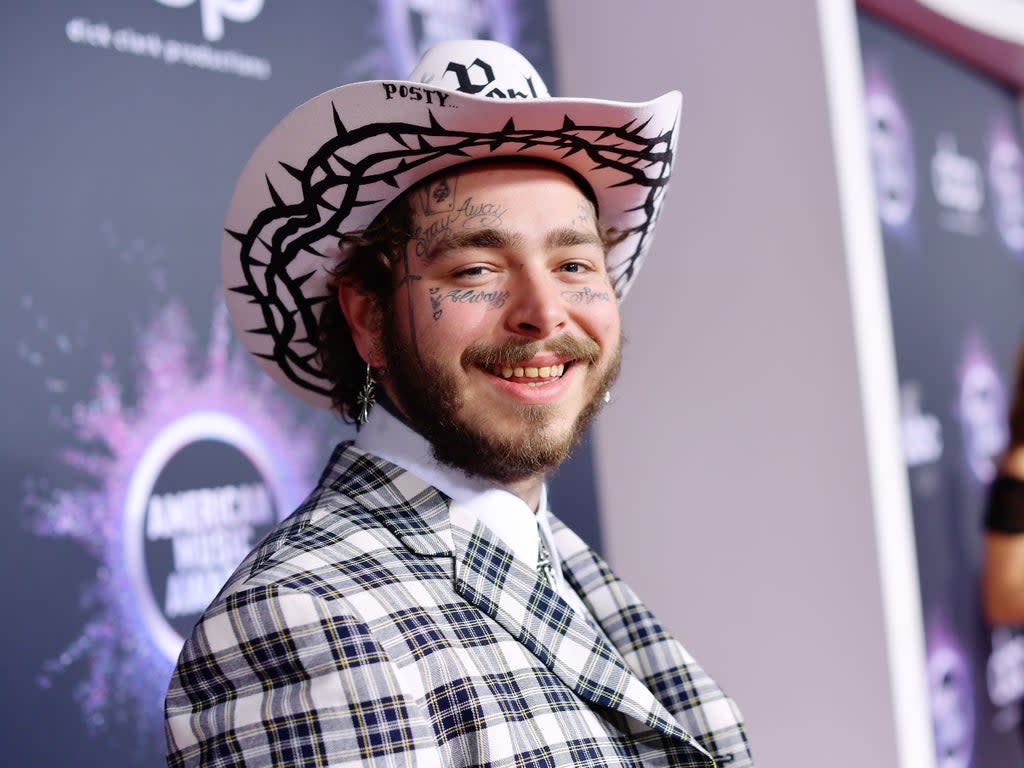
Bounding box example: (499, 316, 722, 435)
(929, 643, 975, 768)
(957, 342, 1008, 484)
(989, 131, 1024, 255)
(143, 439, 276, 640)
(124, 411, 289, 662)
(865, 79, 916, 229)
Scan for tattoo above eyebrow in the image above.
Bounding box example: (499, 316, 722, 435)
(569, 201, 597, 229)
(418, 176, 457, 215)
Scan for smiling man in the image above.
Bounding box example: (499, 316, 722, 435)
(165, 40, 752, 768)
(338, 161, 622, 509)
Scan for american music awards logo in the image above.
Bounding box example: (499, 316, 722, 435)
(863, 64, 916, 231)
(927, 618, 975, 768)
(125, 410, 287, 662)
(957, 339, 1008, 484)
(988, 124, 1024, 256)
(27, 298, 325, 738)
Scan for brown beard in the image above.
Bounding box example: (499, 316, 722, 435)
(379, 317, 621, 483)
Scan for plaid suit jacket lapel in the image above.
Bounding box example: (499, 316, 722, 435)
(552, 518, 753, 767)
(445, 505, 712, 762)
(331, 445, 716, 764)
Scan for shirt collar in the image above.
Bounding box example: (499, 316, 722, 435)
(354, 407, 547, 570)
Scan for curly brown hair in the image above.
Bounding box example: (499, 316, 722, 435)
(316, 195, 412, 421)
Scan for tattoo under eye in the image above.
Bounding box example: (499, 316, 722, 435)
(561, 287, 611, 305)
(427, 286, 511, 320)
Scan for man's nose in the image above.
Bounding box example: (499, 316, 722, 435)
(502, 268, 569, 339)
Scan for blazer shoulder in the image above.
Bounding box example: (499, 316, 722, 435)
(221, 481, 433, 605)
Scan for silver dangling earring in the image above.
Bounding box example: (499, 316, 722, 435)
(355, 362, 376, 427)
(603, 390, 611, 404)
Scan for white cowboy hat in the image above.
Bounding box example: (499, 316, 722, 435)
(223, 39, 682, 408)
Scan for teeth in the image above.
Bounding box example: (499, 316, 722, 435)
(495, 363, 566, 380)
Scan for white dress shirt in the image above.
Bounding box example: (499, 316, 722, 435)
(354, 407, 590, 618)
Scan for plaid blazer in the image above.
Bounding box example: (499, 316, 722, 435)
(165, 444, 752, 767)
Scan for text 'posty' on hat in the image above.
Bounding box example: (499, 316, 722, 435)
(223, 39, 682, 408)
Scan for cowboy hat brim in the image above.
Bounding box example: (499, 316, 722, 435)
(223, 79, 682, 408)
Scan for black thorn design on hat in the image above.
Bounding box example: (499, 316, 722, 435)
(279, 162, 304, 181)
(332, 153, 357, 172)
(265, 175, 285, 207)
(230, 106, 676, 397)
(293, 270, 317, 288)
(332, 104, 347, 136)
(630, 116, 653, 135)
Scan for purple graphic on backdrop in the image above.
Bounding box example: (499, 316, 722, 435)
(988, 628, 1024, 732)
(988, 123, 1024, 256)
(864, 62, 916, 230)
(26, 300, 324, 738)
(379, 0, 517, 78)
(957, 338, 1008, 484)
(927, 618, 975, 768)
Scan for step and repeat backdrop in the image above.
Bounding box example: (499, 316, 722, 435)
(859, 13, 1024, 768)
(0, 3, 609, 766)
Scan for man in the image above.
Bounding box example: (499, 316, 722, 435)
(165, 40, 752, 767)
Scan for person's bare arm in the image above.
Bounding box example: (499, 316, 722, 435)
(983, 447, 1024, 625)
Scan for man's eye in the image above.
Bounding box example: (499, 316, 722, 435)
(560, 262, 587, 273)
(453, 265, 490, 278)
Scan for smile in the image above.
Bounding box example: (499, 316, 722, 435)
(491, 363, 567, 383)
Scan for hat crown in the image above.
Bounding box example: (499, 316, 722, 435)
(409, 39, 550, 100)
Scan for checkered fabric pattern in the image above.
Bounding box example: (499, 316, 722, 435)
(165, 444, 752, 767)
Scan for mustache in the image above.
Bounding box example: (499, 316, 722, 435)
(461, 335, 602, 369)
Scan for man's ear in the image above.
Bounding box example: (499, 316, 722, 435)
(337, 279, 381, 366)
